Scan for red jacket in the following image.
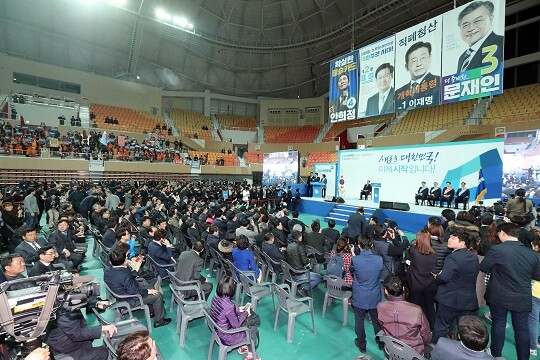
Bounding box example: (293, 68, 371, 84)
(377, 296, 431, 355)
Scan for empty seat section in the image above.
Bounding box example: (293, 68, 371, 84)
(483, 84, 540, 125)
(169, 109, 212, 141)
(264, 125, 322, 143)
(323, 114, 393, 141)
(90, 103, 166, 134)
(217, 115, 257, 130)
(306, 151, 338, 167)
(391, 100, 475, 135)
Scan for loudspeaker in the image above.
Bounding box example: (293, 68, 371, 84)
(336, 197, 345, 204)
(380, 201, 393, 209)
(393, 202, 410, 211)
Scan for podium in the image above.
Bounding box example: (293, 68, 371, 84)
(311, 182, 323, 199)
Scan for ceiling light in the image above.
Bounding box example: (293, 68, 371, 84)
(188, 23, 194, 29)
(110, 0, 127, 7)
(155, 8, 171, 22)
(136, 76, 140, 80)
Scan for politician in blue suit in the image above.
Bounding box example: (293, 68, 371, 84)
(351, 236, 383, 354)
(432, 229, 479, 343)
(147, 229, 176, 278)
(365, 63, 395, 116)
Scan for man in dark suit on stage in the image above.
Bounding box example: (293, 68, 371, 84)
(454, 182, 471, 209)
(414, 181, 429, 205)
(439, 182, 455, 208)
(456, 1, 504, 73)
(428, 182, 442, 206)
(432, 230, 479, 343)
(365, 63, 395, 116)
(360, 180, 372, 200)
(395, 41, 440, 111)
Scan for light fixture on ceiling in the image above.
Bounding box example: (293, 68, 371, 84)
(155, 8, 171, 22)
(136, 75, 140, 80)
(109, 0, 126, 6)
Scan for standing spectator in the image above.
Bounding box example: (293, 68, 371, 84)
(377, 275, 431, 356)
(407, 230, 438, 329)
(432, 230, 479, 343)
(351, 236, 383, 355)
(44, 192, 60, 230)
(24, 188, 39, 229)
(347, 206, 367, 244)
(104, 190, 121, 211)
(480, 222, 540, 360)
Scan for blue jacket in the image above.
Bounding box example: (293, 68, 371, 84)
(232, 248, 260, 278)
(351, 250, 383, 309)
(147, 240, 175, 278)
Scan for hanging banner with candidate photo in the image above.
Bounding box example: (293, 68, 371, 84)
(441, 0, 505, 104)
(329, 51, 359, 123)
(358, 36, 396, 119)
(394, 16, 443, 112)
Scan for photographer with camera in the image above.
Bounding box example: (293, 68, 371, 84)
(46, 296, 116, 360)
(372, 221, 409, 282)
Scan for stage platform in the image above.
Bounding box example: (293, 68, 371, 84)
(297, 197, 463, 233)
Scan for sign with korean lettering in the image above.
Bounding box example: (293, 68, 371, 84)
(358, 36, 396, 119)
(329, 51, 360, 123)
(441, 0, 505, 103)
(336, 139, 503, 204)
(394, 16, 443, 111)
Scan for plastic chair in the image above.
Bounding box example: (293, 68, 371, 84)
(238, 272, 275, 313)
(261, 252, 283, 284)
(91, 301, 148, 358)
(280, 260, 311, 297)
(146, 254, 176, 280)
(203, 308, 257, 360)
(305, 245, 324, 274)
(252, 245, 267, 280)
(206, 246, 221, 275)
(103, 282, 153, 334)
(167, 270, 209, 347)
(322, 274, 352, 325)
(376, 331, 427, 360)
(226, 259, 257, 305)
(273, 284, 316, 343)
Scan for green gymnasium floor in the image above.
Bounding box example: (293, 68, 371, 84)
(75, 213, 519, 360)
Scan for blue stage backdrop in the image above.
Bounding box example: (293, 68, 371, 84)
(337, 139, 504, 206)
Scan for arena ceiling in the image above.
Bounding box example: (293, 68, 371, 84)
(0, 0, 526, 98)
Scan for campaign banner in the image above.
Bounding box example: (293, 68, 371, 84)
(441, 0, 505, 103)
(313, 163, 337, 198)
(394, 16, 443, 111)
(336, 139, 503, 205)
(329, 51, 360, 123)
(358, 36, 396, 119)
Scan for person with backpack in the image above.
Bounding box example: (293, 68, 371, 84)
(505, 188, 535, 229)
(328, 237, 353, 290)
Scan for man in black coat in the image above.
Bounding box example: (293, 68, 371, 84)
(432, 230, 479, 343)
(262, 233, 285, 273)
(28, 245, 57, 276)
(414, 181, 429, 205)
(48, 219, 84, 268)
(427, 182, 441, 206)
(480, 222, 540, 360)
(347, 207, 367, 244)
(104, 248, 171, 328)
(454, 182, 470, 210)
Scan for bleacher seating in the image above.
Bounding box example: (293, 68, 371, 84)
(306, 151, 338, 167)
(244, 152, 264, 164)
(483, 84, 540, 125)
(391, 100, 475, 135)
(169, 109, 212, 141)
(188, 151, 239, 166)
(217, 115, 257, 130)
(265, 125, 322, 143)
(323, 114, 393, 142)
(90, 103, 165, 133)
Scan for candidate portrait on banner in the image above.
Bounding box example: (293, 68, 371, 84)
(329, 51, 359, 122)
(441, 0, 505, 103)
(365, 63, 395, 117)
(357, 36, 396, 118)
(394, 17, 442, 112)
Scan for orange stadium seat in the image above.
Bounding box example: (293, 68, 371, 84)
(264, 125, 322, 143)
(90, 103, 165, 134)
(244, 152, 264, 164)
(483, 84, 540, 125)
(306, 151, 338, 167)
(169, 109, 212, 141)
(391, 100, 475, 135)
(217, 115, 257, 130)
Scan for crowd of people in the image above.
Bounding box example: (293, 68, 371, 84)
(0, 178, 539, 360)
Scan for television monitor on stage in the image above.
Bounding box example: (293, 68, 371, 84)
(262, 151, 299, 185)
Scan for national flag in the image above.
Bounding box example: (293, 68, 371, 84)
(475, 168, 487, 204)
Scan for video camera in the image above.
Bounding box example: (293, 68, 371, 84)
(0, 271, 99, 358)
